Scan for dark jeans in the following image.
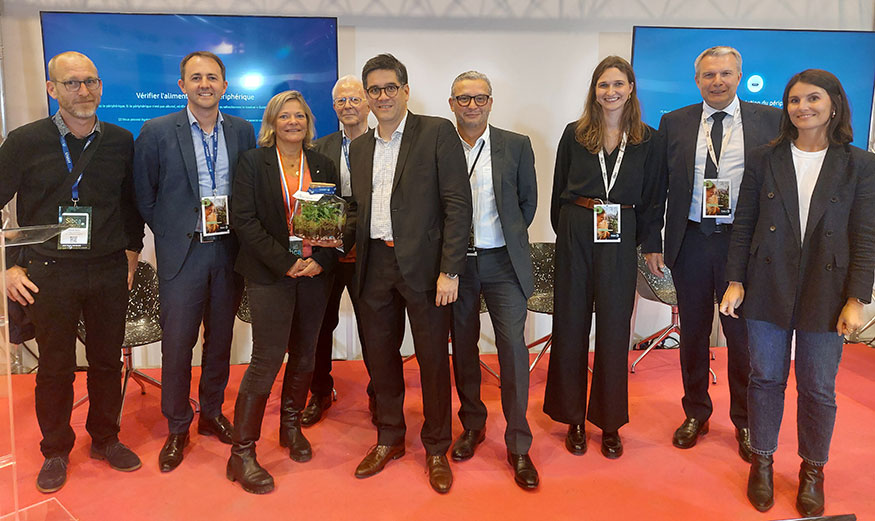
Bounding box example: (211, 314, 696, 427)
(158, 239, 241, 433)
(451, 247, 532, 454)
(746, 319, 843, 466)
(357, 240, 453, 455)
(672, 222, 749, 428)
(25, 251, 128, 457)
(238, 275, 332, 395)
(311, 260, 369, 396)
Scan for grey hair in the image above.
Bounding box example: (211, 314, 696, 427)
(451, 70, 493, 96)
(332, 74, 365, 98)
(694, 46, 742, 76)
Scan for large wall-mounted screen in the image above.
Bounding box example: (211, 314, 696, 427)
(632, 26, 875, 149)
(40, 12, 339, 139)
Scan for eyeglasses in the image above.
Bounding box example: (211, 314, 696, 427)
(366, 84, 405, 99)
(333, 96, 363, 108)
(453, 94, 490, 107)
(54, 78, 102, 93)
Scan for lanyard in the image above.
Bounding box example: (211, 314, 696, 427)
(597, 132, 627, 198)
(200, 126, 219, 195)
(60, 132, 97, 203)
(467, 140, 485, 179)
(342, 136, 352, 172)
(278, 148, 305, 221)
(702, 105, 740, 176)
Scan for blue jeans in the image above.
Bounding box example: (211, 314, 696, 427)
(746, 319, 843, 466)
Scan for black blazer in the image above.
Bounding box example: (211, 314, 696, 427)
(232, 146, 340, 284)
(725, 143, 875, 331)
(643, 101, 782, 267)
(488, 126, 538, 298)
(344, 112, 472, 296)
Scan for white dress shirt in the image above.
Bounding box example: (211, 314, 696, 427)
(461, 126, 505, 249)
(791, 142, 827, 242)
(689, 96, 745, 224)
(369, 113, 408, 240)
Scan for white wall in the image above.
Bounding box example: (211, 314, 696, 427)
(2, 0, 873, 366)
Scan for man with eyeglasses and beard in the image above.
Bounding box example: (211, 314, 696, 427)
(303, 75, 372, 427)
(343, 53, 471, 494)
(0, 51, 145, 493)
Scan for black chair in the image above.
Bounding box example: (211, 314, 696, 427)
(630, 248, 716, 384)
(75, 260, 200, 424)
(526, 242, 555, 373)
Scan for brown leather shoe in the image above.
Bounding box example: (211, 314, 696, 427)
(736, 427, 753, 463)
(450, 429, 485, 461)
(354, 444, 405, 478)
(426, 454, 453, 494)
(672, 418, 709, 449)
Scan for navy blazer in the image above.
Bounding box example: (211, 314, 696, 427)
(644, 100, 782, 268)
(133, 109, 256, 279)
(725, 143, 875, 331)
(232, 146, 340, 284)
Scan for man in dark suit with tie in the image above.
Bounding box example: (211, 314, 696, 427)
(133, 51, 256, 472)
(345, 53, 472, 494)
(642, 46, 781, 461)
(304, 75, 371, 426)
(445, 71, 539, 490)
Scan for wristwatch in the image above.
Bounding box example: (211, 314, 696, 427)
(444, 273, 459, 280)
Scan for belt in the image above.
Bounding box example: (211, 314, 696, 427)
(371, 238, 394, 247)
(573, 196, 634, 209)
(196, 231, 229, 243)
(687, 220, 733, 234)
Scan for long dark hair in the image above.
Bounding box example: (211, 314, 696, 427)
(574, 56, 648, 153)
(772, 69, 853, 147)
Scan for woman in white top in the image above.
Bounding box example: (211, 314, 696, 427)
(721, 69, 875, 517)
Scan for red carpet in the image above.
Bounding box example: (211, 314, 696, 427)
(7, 345, 875, 521)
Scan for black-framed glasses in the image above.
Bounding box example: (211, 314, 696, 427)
(333, 96, 363, 108)
(453, 94, 490, 107)
(366, 84, 405, 99)
(54, 78, 102, 93)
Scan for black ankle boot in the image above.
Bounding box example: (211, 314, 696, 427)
(226, 393, 274, 494)
(279, 370, 313, 462)
(747, 453, 774, 512)
(796, 461, 825, 517)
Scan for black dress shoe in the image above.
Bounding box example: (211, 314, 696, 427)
(197, 413, 234, 444)
(747, 453, 774, 512)
(450, 429, 486, 462)
(354, 444, 405, 478)
(565, 424, 586, 455)
(796, 461, 825, 517)
(736, 427, 753, 463)
(301, 393, 333, 427)
(36, 455, 68, 493)
(507, 452, 539, 490)
(426, 454, 453, 494)
(158, 432, 189, 473)
(601, 430, 623, 459)
(672, 418, 709, 449)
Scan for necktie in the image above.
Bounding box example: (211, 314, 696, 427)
(700, 110, 727, 235)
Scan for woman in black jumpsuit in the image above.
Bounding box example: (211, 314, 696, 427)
(544, 56, 663, 458)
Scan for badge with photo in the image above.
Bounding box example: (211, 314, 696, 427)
(201, 195, 230, 236)
(702, 179, 732, 218)
(593, 203, 621, 243)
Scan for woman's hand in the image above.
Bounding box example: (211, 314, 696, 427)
(836, 298, 865, 337)
(719, 281, 745, 319)
(290, 258, 323, 278)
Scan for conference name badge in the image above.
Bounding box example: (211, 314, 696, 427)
(288, 236, 304, 256)
(702, 179, 731, 218)
(593, 204, 621, 243)
(201, 195, 230, 237)
(58, 206, 92, 250)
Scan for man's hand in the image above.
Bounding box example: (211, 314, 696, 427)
(435, 273, 459, 307)
(644, 252, 665, 278)
(719, 281, 745, 319)
(286, 258, 308, 277)
(125, 250, 140, 290)
(836, 298, 864, 337)
(292, 258, 323, 278)
(6, 265, 39, 305)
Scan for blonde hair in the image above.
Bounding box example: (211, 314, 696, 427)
(257, 90, 316, 148)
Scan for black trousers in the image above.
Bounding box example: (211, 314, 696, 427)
(26, 251, 128, 457)
(543, 204, 637, 432)
(357, 240, 452, 454)
(671, 221, 749, 428)
(310, 260, 369, 397)
(238, 274, 332, 395)
(451, 247, 532, 454)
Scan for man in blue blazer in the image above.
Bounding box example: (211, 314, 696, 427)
(133, 51, 256, 472)
(642, 46, 781, 461)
